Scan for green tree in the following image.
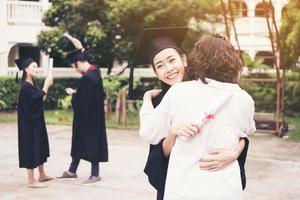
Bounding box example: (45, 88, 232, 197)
(280, 0, 300, 68)
(38, 0, 219, 72)
(108, 0, 220, 65)
(38, 0, 114, 68)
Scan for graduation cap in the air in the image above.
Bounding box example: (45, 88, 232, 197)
(14, 55, 36, 71)
(66, 49, 88, 65)
(128, 27, 188, 99)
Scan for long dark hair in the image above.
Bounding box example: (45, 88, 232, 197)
(20, 70, 36, 87)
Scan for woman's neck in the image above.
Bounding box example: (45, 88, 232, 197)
(25, 76, 33, 85)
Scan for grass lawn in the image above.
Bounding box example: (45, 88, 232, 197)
(0, 110, 139, 130)
(285, 116, 300, 141)
(0, 111, 17, 123)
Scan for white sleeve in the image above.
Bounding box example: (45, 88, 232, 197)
(139, 89, 173, 145)
(239, 95, 256, 137)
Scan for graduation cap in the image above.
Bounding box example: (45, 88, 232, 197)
(66, 49, 88, 65)
(14, 54, 37, 83)
(128, 27, 188, 99)
(14, 55, 36, 71)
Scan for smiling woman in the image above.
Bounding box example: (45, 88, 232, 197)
(152, 48, 187, 86)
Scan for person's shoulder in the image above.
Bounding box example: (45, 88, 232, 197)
(81, 72, 94, 82)
(164, 81, 197, 99)
(170, 80, 196, 90)
(85, 69, 100, 81)
(235, 88, 255, 106)
(20, 82, 33, 92)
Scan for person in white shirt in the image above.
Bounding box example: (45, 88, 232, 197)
(139, 34, 256, 200)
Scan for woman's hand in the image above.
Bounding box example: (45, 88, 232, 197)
(199, 149, 238, 171)
(70, 37, 84, 50)
(64, 33, 84, 50)
(170, 123, 201, 140)
(42, 75, 53, 100)
(43, 75, 53, 93)
(44, 75, 53, 88)
(65, 88, 76, 96)
(143, 89, 162, 101)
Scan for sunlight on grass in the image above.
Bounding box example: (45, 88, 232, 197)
(0, 110, 139, 130)
(285, 116, 300, 141)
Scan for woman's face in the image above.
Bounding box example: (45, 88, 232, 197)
(25, 62, 39, 78)
(153, 48, 187, 86)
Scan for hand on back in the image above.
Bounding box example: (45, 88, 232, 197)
(143, 89, 162, 101)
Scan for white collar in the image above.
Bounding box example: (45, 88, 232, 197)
(198, 78, 241, 91)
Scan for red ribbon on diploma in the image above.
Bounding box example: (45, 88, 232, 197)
(202, 113, 215, 124)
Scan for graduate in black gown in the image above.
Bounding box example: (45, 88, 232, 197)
(129, 27, 249, 200)
(16, 55, 54, 188)
(57, 49, 108, 185)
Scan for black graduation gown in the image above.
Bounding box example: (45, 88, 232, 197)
(17, 81, 49, 169)
(144, 82, 170, 200)
(144, 82, 249, 200)
(71, 67, 108, 163)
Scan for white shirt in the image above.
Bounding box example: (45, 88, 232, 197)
(139, 79, 256, 200)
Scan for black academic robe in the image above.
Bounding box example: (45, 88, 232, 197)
(144, 82, 249, 200)
(144, 82, 170, 200)
(17, 81, 49, 169)
(71, 67, 108, 163)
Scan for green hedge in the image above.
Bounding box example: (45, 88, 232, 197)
(1, 73, 300, 114)
(240, 80, 300, 114)
(0, 77, 79, 110)
(0, 78, 19, 110)
(240, 71, 300, 114)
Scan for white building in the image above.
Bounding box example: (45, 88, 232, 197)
(0, 0, 289, 77)
(227, 0, 288, 67)
(0, 0, 53, 76)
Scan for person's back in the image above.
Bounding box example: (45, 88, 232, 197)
(72, 67, 108, 162)
(161, 79, 255, 199)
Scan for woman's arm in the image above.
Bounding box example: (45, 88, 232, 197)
(162, 123, 201, 157)
(199, 139, 245, 171)
(42, 75, 53, 101)
(139, 90, 167, 144)
(162, 132, 176, 157)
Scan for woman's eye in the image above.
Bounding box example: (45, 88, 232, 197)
(156, 65, 164, 69)
(169, 58, 176, 63)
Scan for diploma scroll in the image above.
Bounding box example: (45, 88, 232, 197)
(181, 93, 233, 141)
(48, 58, 53, 76)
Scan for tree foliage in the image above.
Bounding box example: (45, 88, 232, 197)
(280, 0, 300, 68)
(38, 0, 220, 70)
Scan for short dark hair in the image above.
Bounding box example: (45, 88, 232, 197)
(185, 34, 242, 83)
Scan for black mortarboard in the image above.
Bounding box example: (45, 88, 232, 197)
(66, 49, 88, 65)
(14, 55, 35, 71)
(128, 27, 188, 99)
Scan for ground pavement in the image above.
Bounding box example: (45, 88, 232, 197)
(0, 124, 299, 200)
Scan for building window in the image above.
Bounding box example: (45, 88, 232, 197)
(230, 0, 248, 17)
(255, 2, 274, 17)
